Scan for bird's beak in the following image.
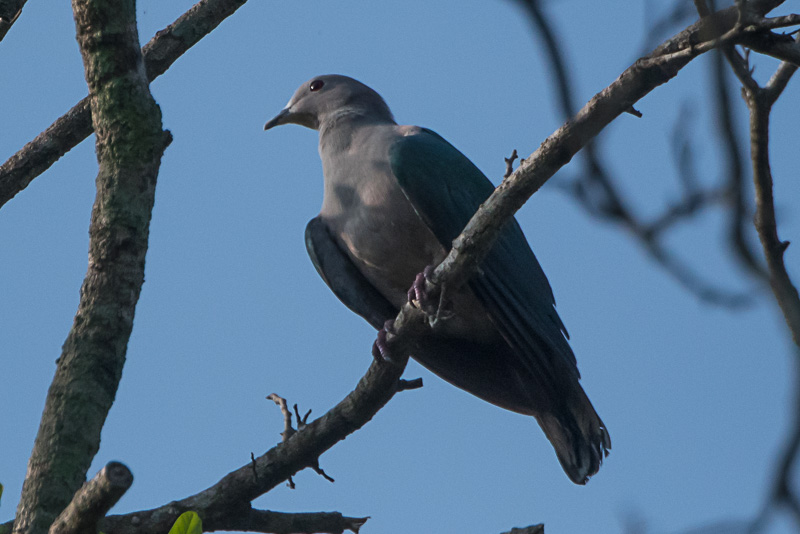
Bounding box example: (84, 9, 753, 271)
(264, 108, 291, 131)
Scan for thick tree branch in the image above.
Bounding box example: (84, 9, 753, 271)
(10, 1, 168, 533)
(47, 462, 133, 534)
(0, 0, 249, 209)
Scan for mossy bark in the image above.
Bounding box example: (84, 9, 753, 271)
(12, 1, 168, 533)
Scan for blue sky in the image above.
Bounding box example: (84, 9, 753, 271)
(2, 1, 800, 533)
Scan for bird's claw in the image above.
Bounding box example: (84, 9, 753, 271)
(407, 265, 452, 328)
(407, 272, 427, 305)
(372, 319, 398, 363)
(407, 265, 436, 310)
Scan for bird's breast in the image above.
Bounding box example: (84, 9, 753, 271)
(322, 167, 444, 309)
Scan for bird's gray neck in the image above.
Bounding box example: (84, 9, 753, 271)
(318, 106, 395, 154)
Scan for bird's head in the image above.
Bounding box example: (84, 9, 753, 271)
(264, 74, 394, 132)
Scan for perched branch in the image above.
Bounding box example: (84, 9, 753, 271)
(0, 0, 250, 209)
(47, 462, 133, 534)
(10, 1, 169, 533)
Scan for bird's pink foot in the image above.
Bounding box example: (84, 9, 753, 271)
(407, 265, 436, 310)
(372, 319, 397, 363)
(407, 265, 452, 327)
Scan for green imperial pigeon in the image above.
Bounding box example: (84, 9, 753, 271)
(264, 74, 610, 484)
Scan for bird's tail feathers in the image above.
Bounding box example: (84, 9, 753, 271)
(536, 388, 611, 485)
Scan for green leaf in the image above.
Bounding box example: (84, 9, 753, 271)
(168, 511, 203, 534)
(0, 482, 3, 504)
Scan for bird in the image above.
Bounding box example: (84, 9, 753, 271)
(264, 74, 610, 484)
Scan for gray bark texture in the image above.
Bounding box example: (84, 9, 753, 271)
(11, 1, 169, 533)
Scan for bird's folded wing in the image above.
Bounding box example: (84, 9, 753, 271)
(305, 216, 398, 330)
(389, 128, 580, 383)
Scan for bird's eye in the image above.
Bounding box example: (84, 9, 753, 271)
(309, 80, 324, 92)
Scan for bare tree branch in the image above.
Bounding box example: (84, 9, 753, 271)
(0, 0, 250, 210)
(10, 0, 169, 532)
(47, 462, 133, 534)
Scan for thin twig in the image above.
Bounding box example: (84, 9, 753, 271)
(397, 377, 424, 391)
(267, 394, 335, 486)
(504, 149, 518, 179)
